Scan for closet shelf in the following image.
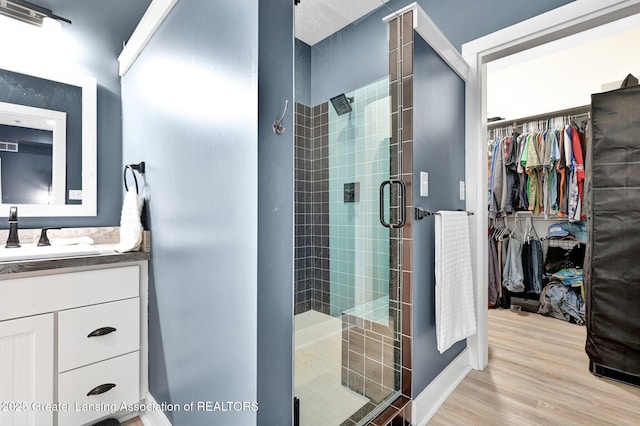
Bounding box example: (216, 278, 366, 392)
(487, 104, 590, 130)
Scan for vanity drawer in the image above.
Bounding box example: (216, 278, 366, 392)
(58, 351, 140, 426)
(58, 298, 140, 372)
(0, 266, 139, 321)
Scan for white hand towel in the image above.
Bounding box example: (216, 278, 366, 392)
(50, 236, 94, 246)
(435, 210, 476, 354)
(116, 187, 143, 253)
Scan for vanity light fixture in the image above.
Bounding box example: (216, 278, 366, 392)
(0, 0, 71, 27)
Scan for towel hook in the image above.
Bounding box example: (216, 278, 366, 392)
(273, 100, 289, 135)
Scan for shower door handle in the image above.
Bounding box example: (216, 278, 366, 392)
(379, 179, 406, 228)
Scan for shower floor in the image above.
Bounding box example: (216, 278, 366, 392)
(295, 310, 369, 426)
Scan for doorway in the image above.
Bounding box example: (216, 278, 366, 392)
(462, 0, 640, 373)
(485, 9, 640, 319)
(413, 1, 640, 424)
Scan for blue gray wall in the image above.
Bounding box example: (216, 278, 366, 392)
(411, 34, 467, 395)
(295, 39, 311, 106)
(6, 0, 150, 228)
(309, 3, 389, 106)
(258, 0, 294, 424)
(121, 0, 283, 424)
(307, 0, 574, 106)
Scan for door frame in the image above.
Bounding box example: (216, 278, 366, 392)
(462, 0, 640, 371)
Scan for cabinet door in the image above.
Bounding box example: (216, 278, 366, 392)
(0, 314, 54, 426)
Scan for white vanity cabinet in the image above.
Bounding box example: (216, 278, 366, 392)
(0, 313, 54, 426)
(0, 260, 148, 426)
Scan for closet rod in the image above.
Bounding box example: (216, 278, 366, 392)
(487, 104, 590, 130)
(502, 214, 570, 222)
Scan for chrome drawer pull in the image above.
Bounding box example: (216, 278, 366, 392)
(87, 326, 117, 338)
(87, 383, 116, 396)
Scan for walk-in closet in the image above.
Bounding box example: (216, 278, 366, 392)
(484, 12, 640, 386)
(487, 107, 589, 322)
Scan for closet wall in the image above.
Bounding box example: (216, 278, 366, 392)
(487, 14, 640, 120)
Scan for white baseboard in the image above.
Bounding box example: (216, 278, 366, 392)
(140, 392, 173, 426)
(412, 349, 471, 426)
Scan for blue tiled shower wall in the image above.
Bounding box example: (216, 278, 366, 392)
(294, 77, 390, 318)
(329, 78, 390, 316)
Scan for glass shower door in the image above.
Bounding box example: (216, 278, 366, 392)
(293, 75, 403, 425)
(329, 78, 403, 419)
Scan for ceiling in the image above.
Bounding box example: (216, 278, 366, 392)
(295, 0, 390, 46)
(37, 0, 151, 54)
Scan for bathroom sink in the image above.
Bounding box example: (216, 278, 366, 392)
(0, 243, 108, 262)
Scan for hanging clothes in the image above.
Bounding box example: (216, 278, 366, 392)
(556, 128, 568, 215)
(488, 218, 510, 307)
(504, 133, 520, 214)
(487, 119, 588, 219)
(502, 219, 525, 293)
(523, 239, 544, 295)
(545, 130, 561, 215)
(488, 232, 501, 306)
(570, 124, 586, 221)
(519, 217, 544, 296)
(487, 113, 589, 319)
(489, 138, 506, 218)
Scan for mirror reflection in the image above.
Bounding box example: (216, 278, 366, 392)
(0, 64, 96, 217)
(0, 101, 66, 205)
(0, 68, 80, 206)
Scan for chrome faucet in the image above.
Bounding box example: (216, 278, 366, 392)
(6, 206, 20, 248)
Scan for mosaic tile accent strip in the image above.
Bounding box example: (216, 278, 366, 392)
(369, 12, 416, 426)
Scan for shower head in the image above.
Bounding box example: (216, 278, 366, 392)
(330, 94, 353, 116)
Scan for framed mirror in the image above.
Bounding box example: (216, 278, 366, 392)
(0, 61, 96, 217)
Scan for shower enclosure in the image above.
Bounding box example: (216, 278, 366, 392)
(293, 77, 403, 425)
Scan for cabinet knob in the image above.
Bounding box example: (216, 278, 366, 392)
(87, 326, 117, 338)
(87, 383, 116, 396)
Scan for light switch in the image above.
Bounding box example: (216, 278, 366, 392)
(420, 172, 429, 197)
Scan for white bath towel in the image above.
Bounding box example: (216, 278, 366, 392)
(435, 210, 476, 354)
(116, 187, 143, 253)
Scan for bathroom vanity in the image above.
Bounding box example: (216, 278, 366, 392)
(0, 250, 149, 426)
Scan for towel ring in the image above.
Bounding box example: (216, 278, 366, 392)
(124, 165, 139, 194)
